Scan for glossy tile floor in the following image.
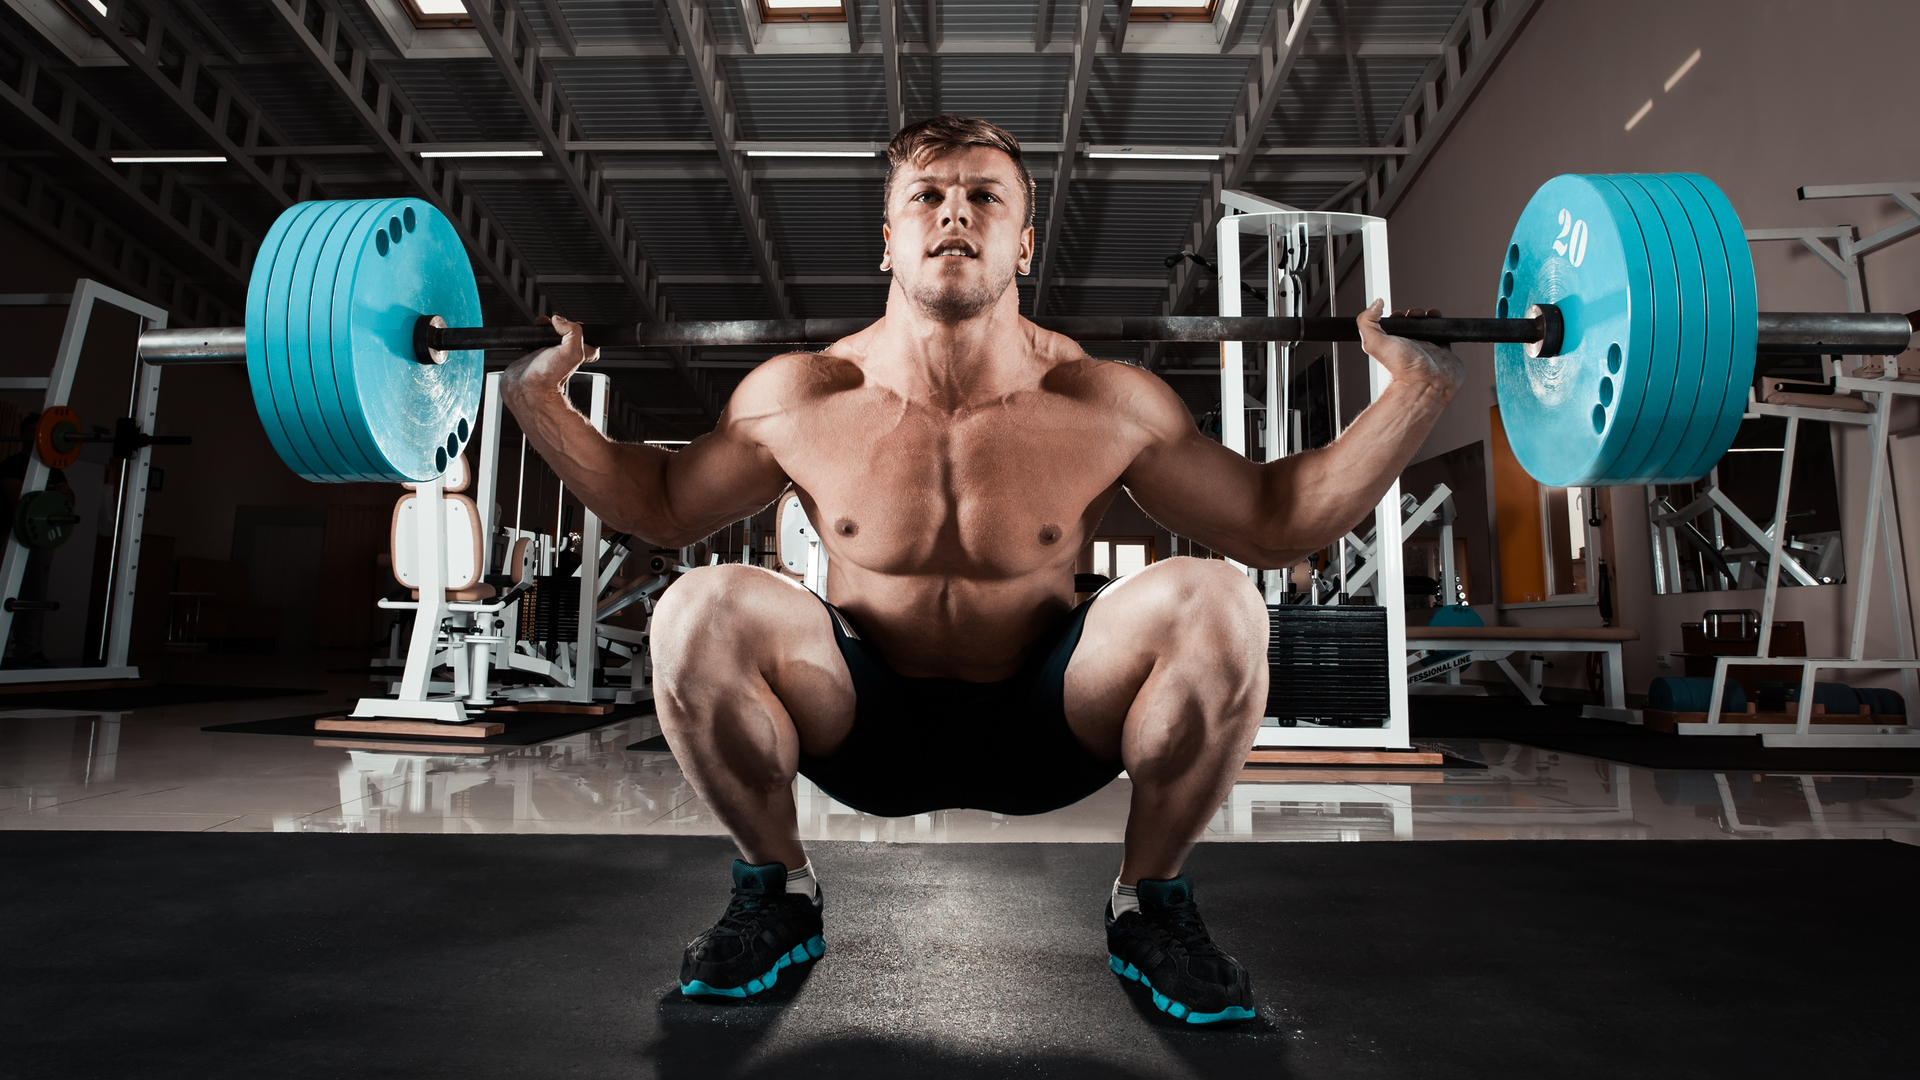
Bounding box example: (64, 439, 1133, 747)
(2, 655, 1916, 844)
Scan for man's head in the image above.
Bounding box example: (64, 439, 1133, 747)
(880, 115, 1036, 323)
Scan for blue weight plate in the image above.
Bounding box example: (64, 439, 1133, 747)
(328, 198, 483, 482)
(1620, 175, 1712, 484)
(243, 200, 312, 479)
(249, 201, 336, 482)
(1494, 175, 1659, 487)
(305, 200, 396, 482)
(1593, 176, 1686, 486)
(291, 200, 384, 481)
(1674, 174, 1759, 478)
(1654, 174, 1739, 481)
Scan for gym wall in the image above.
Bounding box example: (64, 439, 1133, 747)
(1385, 0, 1920, 696)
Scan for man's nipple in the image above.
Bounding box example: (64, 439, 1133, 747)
(835, 518, 859, 537)
(1038, 524, 1062, 545)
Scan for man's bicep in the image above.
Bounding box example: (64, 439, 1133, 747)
(1121, 427, 1270, 544)
(658, 428, 790, 535)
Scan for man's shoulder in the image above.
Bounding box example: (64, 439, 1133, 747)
(1036, 345, 1190, 428)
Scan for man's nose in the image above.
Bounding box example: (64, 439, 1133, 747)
(940, 192, 969, 227)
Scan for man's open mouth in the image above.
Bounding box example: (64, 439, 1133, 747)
(930, 242, 977, 258)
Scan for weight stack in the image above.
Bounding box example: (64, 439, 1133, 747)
(517, 576, 580, 654)
(1265, 605, 1390, 727)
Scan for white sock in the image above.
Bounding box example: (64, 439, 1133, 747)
(786, 860, 818, 901)
(1111, 877, 1139, 918)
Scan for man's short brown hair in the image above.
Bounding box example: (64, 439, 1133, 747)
(883, 114, 1035, 227)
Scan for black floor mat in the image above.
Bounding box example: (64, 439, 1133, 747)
(203, 703, 654, 747)
(2, 832, 1913, 1079)
(1412, 697, 1920, 773)
(0, 682, 323, 711)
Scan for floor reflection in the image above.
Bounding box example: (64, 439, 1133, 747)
(0, 708, 1915, 843)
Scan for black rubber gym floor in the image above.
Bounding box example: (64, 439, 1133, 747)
(3, 833, 1912, 1079)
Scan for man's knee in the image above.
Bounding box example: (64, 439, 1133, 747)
(651, 563, 809, 663)
(1129, 557, 1269, 650)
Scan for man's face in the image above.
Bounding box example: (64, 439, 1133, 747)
(882, 145, 1035, 323)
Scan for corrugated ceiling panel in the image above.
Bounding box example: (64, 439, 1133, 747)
(700, 0, 749, 48)
(901, 55, 1072, 143)
(610, 178, 762, 278)
(552, 60, 711, 140)
(465, 180, 622, 277)
(221, 65, 374, 146)
(940, 0, 1046, 39)
(1082, 56, 1251, 146)
(658, 283, 772, 320)
(725, 56, 890, 141)
(1311, 0, 1464, 43)
(63, 68, 219, 153)
(554, 0, 673, 47)
(758, 177, 888, 275)
(385, 62, 542, 143)
(541, 282, 648, 325)
(786, 283, 890, 319)
(187, 0, 300, 54)
(1052, 179, 1206, 281)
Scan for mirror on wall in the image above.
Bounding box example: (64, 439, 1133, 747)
(1399, 441, 1493, 612)
(1646, 417, 1844, 594)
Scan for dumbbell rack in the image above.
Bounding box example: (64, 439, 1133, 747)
(0, 280, 168, 684)
(1213, 196, 1414, 751)
(1686, 182, 1920, 748)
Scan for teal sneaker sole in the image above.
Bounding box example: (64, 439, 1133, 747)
(1108, 953, 1256, 1024)
(681, 934, 825, 998)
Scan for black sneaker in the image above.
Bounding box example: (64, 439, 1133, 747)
(1105, 875, 1255, 1024)
(679, 860, 825, 998)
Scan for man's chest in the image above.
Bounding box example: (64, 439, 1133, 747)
(775, 395, 1132, 572)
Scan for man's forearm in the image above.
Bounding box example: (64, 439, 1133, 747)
(1253, 375, 1456, 566)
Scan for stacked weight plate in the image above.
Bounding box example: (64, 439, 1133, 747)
(1495, 173, 1756, 487)
(246, 198, 483, 483)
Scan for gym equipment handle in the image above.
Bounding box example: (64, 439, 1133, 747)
(135, 307, 1917, 363)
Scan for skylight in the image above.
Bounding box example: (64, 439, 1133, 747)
(758, 0, 846, 23)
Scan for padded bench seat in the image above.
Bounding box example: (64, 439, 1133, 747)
(1407, 624, 1640, 710)
(1407, 626, 1640, 643)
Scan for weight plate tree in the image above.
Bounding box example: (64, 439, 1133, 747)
(141, 176, 1916, 489)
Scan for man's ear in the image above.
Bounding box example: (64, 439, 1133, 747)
(879, 222, 892, 272)
(1017, 224, 1035, 276)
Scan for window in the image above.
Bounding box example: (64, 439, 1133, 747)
(400, 0, 474, 29)
(758, 0, 847, 23)
(1091, 537, 1155, 579)
(1130, 0, 1217, 22)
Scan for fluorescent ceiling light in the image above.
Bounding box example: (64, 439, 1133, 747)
(418, 149, 544, 158)
(745, 150, 874, 158)
(85, 0, 107, 13)
(763, 0, 842, 7)
(111, 155, 226, 163)
(644, 440, 692, 446)
(412, 0, 470, 12)
(1087, 151, 1219, 161)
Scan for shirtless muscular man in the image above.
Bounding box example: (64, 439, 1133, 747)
(502, 115, 1462, 1024)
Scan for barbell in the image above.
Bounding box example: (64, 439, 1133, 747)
(135, 175, 1915, 488)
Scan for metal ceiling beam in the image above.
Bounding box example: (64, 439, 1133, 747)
(1144, 0, 1321, 370)
(261, 0, 550, 326)
(64, 0, 330, 211)
(1034, 0, 1054, 50)
(1331, 0, 1373, 144)
(465, 0, 718, 419)
(540, 0, 580, 55)
(0, 156, 239, 327)
(845, 0, 864, 52)
(0, 25, 255, 300)
(1111, 0, 1131, 52)
(128, 139, 1408, 157)
(879, 0, 904, 130)
(1030, 0, 1104, 318)
(1302, 0, 1547, 319)
(659, 0, 796, 320)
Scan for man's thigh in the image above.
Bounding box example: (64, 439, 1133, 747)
(653, 564, 857, 759)
(1059, 557, 1267, 760)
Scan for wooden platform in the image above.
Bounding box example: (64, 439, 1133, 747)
(1239, 767, 1447, 784)
(1245, 748, 1446, 766)
(313, 717, 506, 738)
(486, 701, 614, 715)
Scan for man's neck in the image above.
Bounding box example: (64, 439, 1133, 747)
(868, 283, 1035, 409)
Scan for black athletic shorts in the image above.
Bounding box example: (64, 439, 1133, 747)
(795, 589, 1124, 818)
